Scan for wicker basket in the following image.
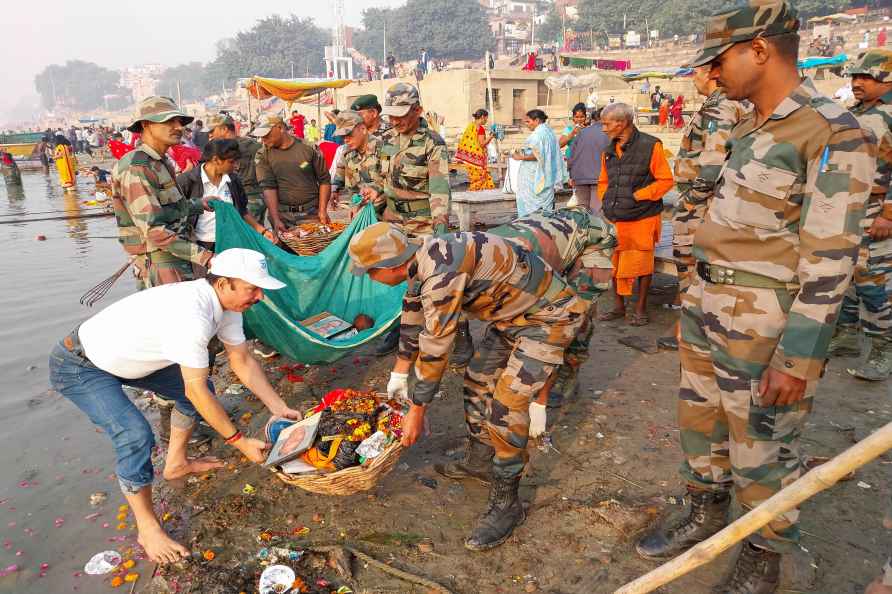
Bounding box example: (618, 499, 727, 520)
(281, 226, 345, 256)
(273, 442, 403, 495)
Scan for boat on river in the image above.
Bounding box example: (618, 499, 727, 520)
(0, 132, 43, 158)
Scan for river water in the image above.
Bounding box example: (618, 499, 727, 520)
(0, 170, 140, 592)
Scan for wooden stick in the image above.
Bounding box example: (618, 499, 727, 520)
(615, 421, 892, 594)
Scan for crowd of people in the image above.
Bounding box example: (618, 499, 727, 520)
(30, 0, 892, 591)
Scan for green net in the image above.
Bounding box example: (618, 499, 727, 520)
(213, 202, 404, 364)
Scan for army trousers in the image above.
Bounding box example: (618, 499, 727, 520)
(838, 234, 892, 339)
(462, 293, 586, 479)
(564, 263, 612, 369)
(246, 192, 267, 226)
(678, 274, 815, 554)
(135, 252, 196, 290)
(671, 193, 708, 295)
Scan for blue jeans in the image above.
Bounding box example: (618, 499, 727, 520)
(48, 339, 209, 493)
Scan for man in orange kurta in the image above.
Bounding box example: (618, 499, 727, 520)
(596, 103, 674, 326)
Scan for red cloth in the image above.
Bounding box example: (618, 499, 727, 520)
(522, 52, 536, 71)
(317, 141, 339, 169)
(670, 96, 684, 129)
(290, 114, 306, 139)
(880, 30, 888, 46)
(108, 140, 135, 160)
(1, 152, 13, 165)
(167, 144, 201, 172)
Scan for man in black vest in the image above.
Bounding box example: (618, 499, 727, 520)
(596, 103, 674, 326)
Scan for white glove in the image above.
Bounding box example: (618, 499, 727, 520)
(387, 372, 409, 402)
(529, 402, 547, 438)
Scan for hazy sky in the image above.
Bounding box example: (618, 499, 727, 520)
(3, 0, 405, 124)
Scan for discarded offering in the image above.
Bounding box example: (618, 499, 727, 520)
(258, 564, 296, 594)
(89, 492, 108, 506)
(84, 550, 122, 575)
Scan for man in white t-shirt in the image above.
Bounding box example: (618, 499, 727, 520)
(49, 248, 299, 564)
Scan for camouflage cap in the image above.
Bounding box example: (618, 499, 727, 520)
(348, 222, 421, 275)
(333, 111, 365, 137)
(127, 96, 194, 133)
(381, 83, 420, 117)
(350, 94, 382, 112)
(690, 0, 800, 68)
(206, 114, 235, 130)
(848, 49, 892, 82)
(250, 115, 285, 138)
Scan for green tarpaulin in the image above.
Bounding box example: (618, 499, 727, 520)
(213, 202, 405, 364)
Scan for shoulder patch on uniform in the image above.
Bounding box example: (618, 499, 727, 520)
(810, 94, 862, 131)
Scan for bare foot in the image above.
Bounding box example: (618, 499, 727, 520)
(162, 456, 224, 481)
(866, 576, 892, 594)
(137, 525, 189, 564)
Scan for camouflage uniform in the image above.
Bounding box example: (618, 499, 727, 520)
(236, 136, 265, 222)
(679, 75, 876, 553)
(331, 111, 387, 216)
(837, 52, 892, 372)
(671, 90, 749, 293)
(379, 83, 451, 237)
(112, 97, 210, 288)
(349, 223, 587, 480)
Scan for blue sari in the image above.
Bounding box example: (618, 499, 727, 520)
(516, 123, 562, 217)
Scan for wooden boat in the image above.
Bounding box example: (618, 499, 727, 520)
(0, 132, 44, 158)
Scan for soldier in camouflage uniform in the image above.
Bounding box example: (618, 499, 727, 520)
(348, 222, 587, 551)
(435, 207, 615, 485)
(363, 83, 459, 357)
(112, 96, 213, 288)
(635, 3, 877, 592)
(658, 65, 750, 351)
(207, 114, 265, 224)
(828, 50, 892, 381)
(330, 111, 386, 215)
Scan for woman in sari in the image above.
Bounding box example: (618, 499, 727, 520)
(658, 97, 670, 131)
(511, 109, 562, 217)
(670, 95, 685, 129)
(53, 135, 78, 190)
(455, 108, 495, 191)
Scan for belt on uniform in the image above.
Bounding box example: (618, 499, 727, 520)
(388, 197, 431, 216)
(696, 261, 797, 290)
(146, 251, 182, 264)
(280, 203, 315, 213)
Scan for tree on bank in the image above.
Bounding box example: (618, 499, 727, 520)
(353, 0, 494, 63)
(156, 62, 216, 103)
(34, 61, 126, 111)
(206, 15, 329, 86)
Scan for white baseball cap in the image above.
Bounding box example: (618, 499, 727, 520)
(209, 248, 286, 290)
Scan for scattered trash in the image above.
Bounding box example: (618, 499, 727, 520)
(858, 481, 872, 489)
(243, 484, 256, 495)
(417, 476, 438, 490)
(84, 550, 122, 575)
(258, 564, 296, 594)
(618, 336, 659, 354)
(225, 383, 246, 395)
(89, 492, 108, 506)
(36, 234, 47, 241)
(0, 564, 18, 577)
(202, 550, 216, 561)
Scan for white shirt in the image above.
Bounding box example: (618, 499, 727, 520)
(195, 165, 233, 242)
(79, 280, 246, 379)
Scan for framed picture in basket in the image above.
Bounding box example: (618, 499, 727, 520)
(264, 413, 321, 467)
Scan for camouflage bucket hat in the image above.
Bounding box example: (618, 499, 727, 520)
(206, 114, 235, 130)
(127, 96, 194, 133)
(690, 0, 800, 68)
(348, 222, 421, 275)
(333, 111, 365, 137)
(381, 83, 420, 117)
(848, 49, 892, 82)
(251, 115, 285, 138)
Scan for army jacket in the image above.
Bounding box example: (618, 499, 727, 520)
(692, 78, 877, 380)
(674, 90, 749, 204)
(400, 232, 574, 404)
(333, 135, 385, 197)
(236, 136, 262, 198)
(111, 143, 210, 265)
(379, 123, 451, 228)
(850, 90, 892, 224)
(488, 207, 616, 303)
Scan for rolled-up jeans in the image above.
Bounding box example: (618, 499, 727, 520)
(48, 338, 209, 494)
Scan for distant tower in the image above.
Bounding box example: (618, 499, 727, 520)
(326, 0, 353, 79)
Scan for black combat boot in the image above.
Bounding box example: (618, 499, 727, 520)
(375, 326, 400, 356)
(464, 475, 525, 551)
(435, 438, 493, 485)
(714, 541, 781, 594)
(450, 319, 475, 368)
(636, 487, 730, 560)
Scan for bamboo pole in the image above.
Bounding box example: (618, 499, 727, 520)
(615, 421, 892, 594)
